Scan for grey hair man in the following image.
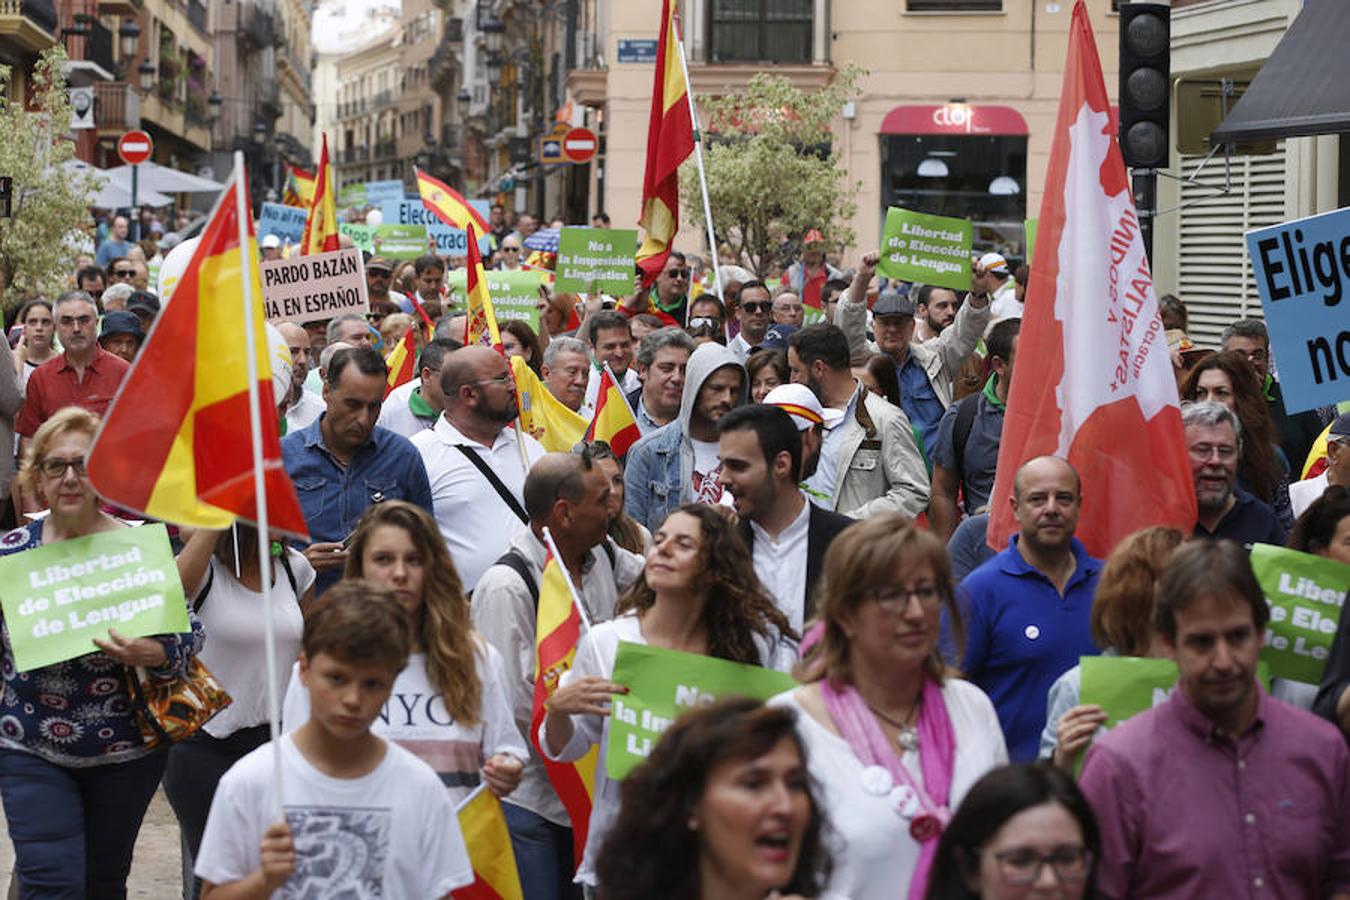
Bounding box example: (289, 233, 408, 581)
(1182, 400, 1283, 546)
(326, 312, 373, 348)
(541, 336, 591, 412)
(631, 326, 694, 434)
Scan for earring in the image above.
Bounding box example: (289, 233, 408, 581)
(687, 816, 698, 831)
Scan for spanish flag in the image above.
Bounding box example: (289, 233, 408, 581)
(511, 355, 587, 452)
(87, 164, 308, 536)
(385, 327, 417, 398)
(585, 366, 641, 457)
(1300, 401, 1350, 479)
(282, 164, 315, 209)
(416, 166, 490, 235)
(532, 547, 598, 866)
(451, 787, 524, 900)
(635, 0, 694, 288)
(464, 223, 504, 352)
(300, 134, 340, 255)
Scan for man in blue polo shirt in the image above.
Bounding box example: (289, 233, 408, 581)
(961, 455, 1102, 762)
(281, 346, 434, 595)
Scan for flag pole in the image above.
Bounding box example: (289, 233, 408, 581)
(602, 361, 639, 421)
(234, 150, 285, 815)
(672, 17, 724, 307)
(541, 525, 603, 672)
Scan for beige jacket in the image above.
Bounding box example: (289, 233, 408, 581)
(831, 383, 931, 519)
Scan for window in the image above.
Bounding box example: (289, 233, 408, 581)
(907, 0, 1001, 11)
(708, 0, 813, 64)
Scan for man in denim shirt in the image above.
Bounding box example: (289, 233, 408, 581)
(282, 346, 434, 594)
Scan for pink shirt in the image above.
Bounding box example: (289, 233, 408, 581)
(1080, 685, 1350, 900)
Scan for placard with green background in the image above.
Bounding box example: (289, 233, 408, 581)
(1251, 542, 1349, 684)
(338, 223, 374, 252)
(1025, 218, 1038, 265)
(447, 269, 543, 331)
(878, 208, 972, 290)
(0, 524, 189, 672)
(605, 642, 796, 779)
(374, 223, 429, 259)
(555, 227, 638, 295)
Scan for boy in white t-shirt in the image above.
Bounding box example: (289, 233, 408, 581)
(195, 581, 474, 899)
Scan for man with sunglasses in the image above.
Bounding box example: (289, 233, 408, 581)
(728, 281, 774, 362)
(364, 255, 414, 317)
(497, 237, 524, 272)
(75, 265, 106, 305)
(107, 261, 137, 289)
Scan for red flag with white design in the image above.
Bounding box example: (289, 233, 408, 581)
(986, 0, 1195, 557)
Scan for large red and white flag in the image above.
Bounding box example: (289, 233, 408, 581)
(987, 0, 1195, 557)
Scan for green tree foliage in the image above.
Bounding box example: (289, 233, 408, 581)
(0, 46, 100, 308)
(683, 66, 862, 279)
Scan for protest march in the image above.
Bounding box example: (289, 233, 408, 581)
(0, 0, 1349, 898)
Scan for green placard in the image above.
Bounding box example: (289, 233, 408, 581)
(338, 183, 368, 208)
(1025, 218, 1038, 265)
(605, 641, 796, 780)
(375, 223, 429, 260)
(0, 524, 189, 672)
(1251, 542, 1349, 684)
(878, 207, 973, 291)
(447, 269, 543, 331)
(1079, 656, 1178, 728)
(339, 222, 374, 252)
(554, 227, 638, 295)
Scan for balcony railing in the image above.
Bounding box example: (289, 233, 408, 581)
(373, 139, 397, 160)
(93, 80, 137, 132)
(339, 146, 370, 164)
(187, 0, 207, 34)
(88, 18, 114, 72)
(239, 2, 277, 49)
(1, 0, 58, 36)
(373, 90, 394, 110)
(282, 47, 312, 92)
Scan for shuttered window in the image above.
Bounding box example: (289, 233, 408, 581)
(1176, 146, 1287, 347)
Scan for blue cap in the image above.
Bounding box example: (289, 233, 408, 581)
(758, 324, 797, 351)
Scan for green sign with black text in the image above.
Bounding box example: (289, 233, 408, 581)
(878, 207, 972, 290)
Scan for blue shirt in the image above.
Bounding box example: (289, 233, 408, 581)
(961, 534, 1102, 762)
(95, 238, 132, 268)
(281, 415, 434, 593)
(1194, 485, 1286, 549)
(896, 355, 944, 454)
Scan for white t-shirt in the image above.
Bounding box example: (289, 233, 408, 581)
(196, 553, 313, 739)
(751, 496, 811, 632)
(771, 681, 1007, 900)
(690, 437, 730, 506)
(195, 734, 474, 898)
(282, 643, 529, 805)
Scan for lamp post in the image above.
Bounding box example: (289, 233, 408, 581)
(137, 60, 156, 93)
(117, 19, 140, 60)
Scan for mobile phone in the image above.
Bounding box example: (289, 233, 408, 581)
(339, 531, 356, 551)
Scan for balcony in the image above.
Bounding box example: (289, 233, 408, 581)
(96, 0, 141, 15)
(429, 38, 459, 91)
(338, 146, 370, 165)
(94, 80, 138, 134)
(239, 2, 277, 49)
(0, 0, 58, 52)
(280, 47, 312, 94)
(87, 18, 114, 72)
(373, 139, 397, 160)
(187, 0, 207, 34)
(372, 90, 394, 110)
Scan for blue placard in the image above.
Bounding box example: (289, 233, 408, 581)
(257, 202, 307, 245)
(617, 39, 658, 64)
(381, 200, 491, 256)
(364, 179, 405, 207)
(1246, 209, 1350, 413)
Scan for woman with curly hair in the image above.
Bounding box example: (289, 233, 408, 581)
(541, 504, 797, 887)
(282, 500, 527, 804)
(1038, 526, 1184, 770)
(595, 697, 831, 900)
(1180, 350, 1293, 533)
(770, 513, 1006, 900)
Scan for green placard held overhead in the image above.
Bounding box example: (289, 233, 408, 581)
(878, 207, 973, 291)
(447, 268, 543, 332)
(555, 227, 639, 295)
(0, 524, 190, 672)
(1250, 543, 1349, 685)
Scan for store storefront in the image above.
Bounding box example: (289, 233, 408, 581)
(880, 103, 1029, 262)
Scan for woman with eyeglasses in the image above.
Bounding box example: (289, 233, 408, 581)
(772, 513, 1007, 900)
(925, 763, 1100, 900)
(0, 407, 204, 897)
(541, 504, 797, 888)
(13, 299, 57, 389)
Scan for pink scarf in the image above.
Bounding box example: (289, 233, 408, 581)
(821, 676, 955, 900)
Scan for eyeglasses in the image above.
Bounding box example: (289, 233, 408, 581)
(990, 846, 1092, 886)
(472, 373, 513, 387)
(368, 270, 392, 279)
(38, 457, 87, 478)
(741, 302, 772, 314)
(868, 584, 942, 612)
(1188, 443, 1238, 462)
(502, 246, 521, 253)
(59, 315, 95, 328)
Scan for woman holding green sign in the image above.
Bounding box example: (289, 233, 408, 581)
(0, 407, 204, 898)
(541, 504, 797, 888)
(773, 513, 1007, 900)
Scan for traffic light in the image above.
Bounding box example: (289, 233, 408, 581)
(1118, 3, 1171, 169)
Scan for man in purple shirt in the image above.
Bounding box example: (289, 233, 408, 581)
(1080, 540, 1350, 900)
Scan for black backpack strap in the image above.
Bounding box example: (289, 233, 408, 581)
(455, 445, 529, 524)
(600, 539, 616, 571)
(493, 549, 539, 608)
(191, 563, 215, 614)
(951, 393, 980, 488)
(277, 548, 300, 597)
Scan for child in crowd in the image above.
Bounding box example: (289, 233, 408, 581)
(194, 581, 474, 898)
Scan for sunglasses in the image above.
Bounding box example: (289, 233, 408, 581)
(110, 268, 135, 278)
(502, 246, 521, 253)
(688, 317, 720, 330)
(665, 268, 691, 279)
(741, 302, 772, 314)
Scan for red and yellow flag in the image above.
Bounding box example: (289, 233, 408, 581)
(585, 367, 641, 457)
(385, 327, 417, 398)
(300, 134, 339, 256)
(87, 168, 308, 537)
(635, 0, 694, 288)
(464, 223, 503, 352)
(282, 164, 315, 209)
(511, 356, 587, 452)
(451, 788, 524, 900)
(531, 548, 598, 866)
(416, 167, 490, 234)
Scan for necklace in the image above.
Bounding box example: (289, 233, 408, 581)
(866, 698, 921, 752)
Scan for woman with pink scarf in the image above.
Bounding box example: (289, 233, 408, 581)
(772, 514, 1007, 899)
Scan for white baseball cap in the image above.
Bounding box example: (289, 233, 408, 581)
(261, 234, 281, 249)
(763, 383, 845, 430)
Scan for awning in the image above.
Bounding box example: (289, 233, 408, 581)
(880, 104, 1028, 136)
(104, 162, 225, 194)
(1211, 0, 1350, 144)
(62, 160, 174, 209)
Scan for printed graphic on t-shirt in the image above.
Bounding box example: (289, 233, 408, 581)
(284, 805, 390, 898)
(692, 466, 724, 504)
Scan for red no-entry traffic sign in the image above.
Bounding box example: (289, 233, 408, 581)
(562, 127, 598, 164)
(117, 130, 154, 166)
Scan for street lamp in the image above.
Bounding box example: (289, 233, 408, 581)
(485, 51, 502, 82)
(137, 60, 156, 92)
(481, 16, 504, 54)
(117, 19, 140, 59)
(252, 122, 268, 146)
(207, 90, 222, 121)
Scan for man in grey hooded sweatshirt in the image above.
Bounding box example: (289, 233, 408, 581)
(623, 341, 748, 532)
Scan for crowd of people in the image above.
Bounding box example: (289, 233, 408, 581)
(0, 208, 1345, 900)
